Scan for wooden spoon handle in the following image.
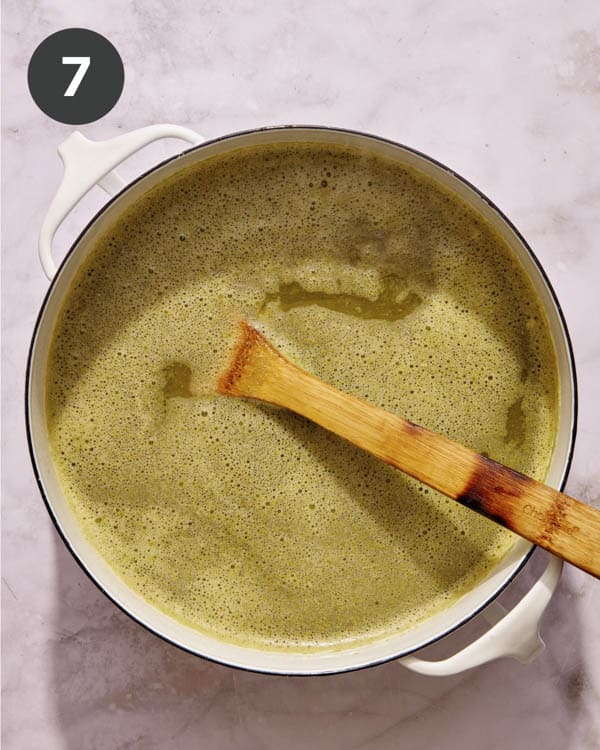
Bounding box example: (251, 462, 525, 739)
(219, 323, 600, 579)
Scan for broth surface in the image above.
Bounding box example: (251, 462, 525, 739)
(46, 142, 558, 650)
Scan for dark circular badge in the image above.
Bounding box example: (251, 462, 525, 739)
(27, 28, 124, 125)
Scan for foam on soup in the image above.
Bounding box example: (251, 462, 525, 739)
(46, 142, 558, 650)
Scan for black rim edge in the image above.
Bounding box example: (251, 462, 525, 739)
(24, 124, 579, 676)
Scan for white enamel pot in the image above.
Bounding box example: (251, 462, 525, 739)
(26, 124, 577, 676)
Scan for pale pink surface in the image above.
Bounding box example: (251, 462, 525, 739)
(2, 1, 600, 748)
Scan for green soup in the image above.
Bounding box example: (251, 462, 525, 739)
(46, 142, 558, 650)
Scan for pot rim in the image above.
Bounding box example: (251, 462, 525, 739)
(25, 124, 578, 675)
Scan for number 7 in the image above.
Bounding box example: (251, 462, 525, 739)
(62, 56, 90, 96)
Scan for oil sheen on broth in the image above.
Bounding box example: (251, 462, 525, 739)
(46, 142, 558, 650)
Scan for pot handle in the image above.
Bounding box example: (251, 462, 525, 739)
(39, 124, 204, 280)
(399, 554, 562, 675)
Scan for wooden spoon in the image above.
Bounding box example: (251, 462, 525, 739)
(218, 322, 600, 579)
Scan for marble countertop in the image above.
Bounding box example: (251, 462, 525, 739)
(2, 1, 599, 748)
